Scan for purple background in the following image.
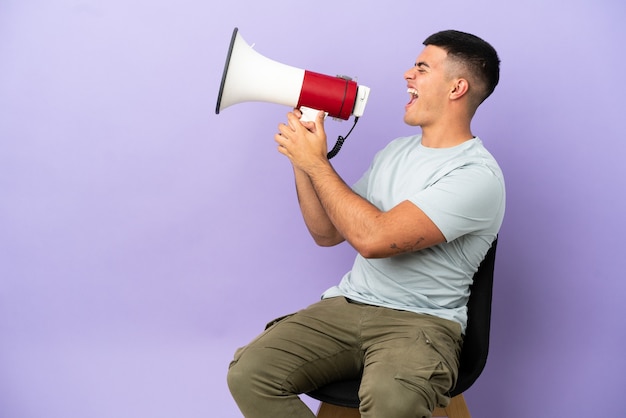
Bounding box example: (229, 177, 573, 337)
(1, 0, 624, 417)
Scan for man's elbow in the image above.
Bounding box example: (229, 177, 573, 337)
(356, 244, 387, 259)
(352, 232, 409, 258)
(351, 236, 389, 259)
(311, 232, 345, 247)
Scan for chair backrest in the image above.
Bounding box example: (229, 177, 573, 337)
(449, 237, 497, 396)
(307, 238, 498, 406)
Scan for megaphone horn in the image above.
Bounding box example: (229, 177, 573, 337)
(216, 28, 370, 121)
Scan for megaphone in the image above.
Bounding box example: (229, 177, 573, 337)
(215, 28, 370, 122)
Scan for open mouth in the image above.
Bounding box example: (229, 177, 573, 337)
(407, 88, 418, 105)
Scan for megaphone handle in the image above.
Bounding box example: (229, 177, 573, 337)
(298, 106, 359, 159)
(299, 106, 327, 123)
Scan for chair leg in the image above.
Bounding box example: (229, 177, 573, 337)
(432, 394, 471, 418)
(317, 402, 361, 418)
(317, 393, 470, 418)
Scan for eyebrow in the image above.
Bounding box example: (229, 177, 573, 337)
(415, 61, 430, 69)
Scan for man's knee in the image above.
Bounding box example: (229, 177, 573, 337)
(227, 349, 248, 400)
(359, 376, 438, 418)
(227, 345, 268, 400)
(228, 342, 293, 397)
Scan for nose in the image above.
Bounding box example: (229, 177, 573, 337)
(404, 67, 416, 80)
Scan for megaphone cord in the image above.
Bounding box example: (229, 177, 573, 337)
(327, 117, 359, 160)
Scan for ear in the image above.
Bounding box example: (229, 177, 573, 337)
(449, 78, 469, 100)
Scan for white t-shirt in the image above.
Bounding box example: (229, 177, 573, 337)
(322, 135, 505, 332)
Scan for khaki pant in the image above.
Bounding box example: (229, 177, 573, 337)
(227, 297, 462, 418)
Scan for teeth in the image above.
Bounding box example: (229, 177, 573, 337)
(407, 88, 418, 97)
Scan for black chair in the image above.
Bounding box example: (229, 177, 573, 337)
(307, 238, 498, 418)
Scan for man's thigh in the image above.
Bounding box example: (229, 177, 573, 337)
(229, 297, 364, 394)
(358, 310, 463, 416)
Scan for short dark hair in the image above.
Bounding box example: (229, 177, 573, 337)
(423, 30, 500, 104)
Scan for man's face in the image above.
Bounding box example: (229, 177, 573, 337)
(403, 45, 453, 127)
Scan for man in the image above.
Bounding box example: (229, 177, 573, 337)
(227, 29, 505, 418)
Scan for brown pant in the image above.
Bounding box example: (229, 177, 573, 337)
(227, 297, 462, 418)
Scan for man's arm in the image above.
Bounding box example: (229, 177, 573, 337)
(276, 111, 446, 258)
(292, 166, 344, 247)
(302, 160, 445, 258)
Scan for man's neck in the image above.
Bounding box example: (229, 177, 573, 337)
(420, 121, 474, 149)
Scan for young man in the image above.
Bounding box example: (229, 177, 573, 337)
(227, 30, 505, 418)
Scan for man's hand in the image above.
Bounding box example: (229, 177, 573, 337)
(274, 109, 329, 173)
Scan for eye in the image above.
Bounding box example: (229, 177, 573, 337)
(413, 63, 427, 73)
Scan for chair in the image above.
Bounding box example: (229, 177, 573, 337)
(307, 238, 498, 418)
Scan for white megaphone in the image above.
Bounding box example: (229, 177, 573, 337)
(215, 28, 370, 123)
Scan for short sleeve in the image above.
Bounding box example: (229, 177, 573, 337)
(409, 163, 505, 242)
